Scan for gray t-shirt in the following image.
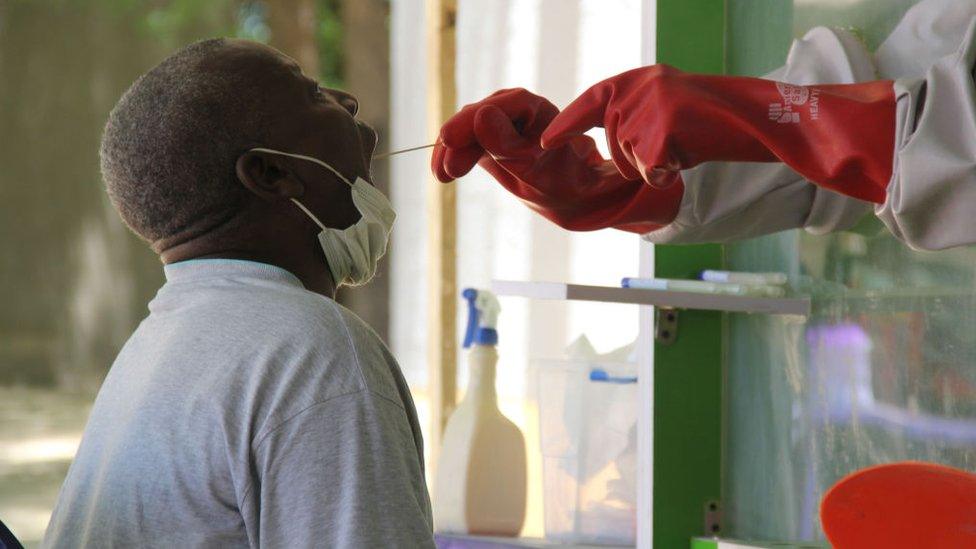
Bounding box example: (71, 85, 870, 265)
(43, 259, 434, 548)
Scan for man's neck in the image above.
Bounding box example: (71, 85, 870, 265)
(160, 246, 337, 298)
(153, 208, 338, 298)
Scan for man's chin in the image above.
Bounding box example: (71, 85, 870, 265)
(362, 151, 374, 181)
(358, 123, 378, 163)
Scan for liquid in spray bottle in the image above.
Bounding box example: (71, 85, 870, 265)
(433, 288, 527, 536)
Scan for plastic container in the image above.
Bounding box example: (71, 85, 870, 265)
(535, 359, 638, 545)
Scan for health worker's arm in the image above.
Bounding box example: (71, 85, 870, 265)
(872, 17, 976, 251)
(643, 25, 880, 244)
(433, 28, 875, 243)
(547, 17, 976, 251)
(437, 17, 976, 251)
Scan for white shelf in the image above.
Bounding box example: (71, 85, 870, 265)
(491, 280, 810, 316)
(692, 537, 825, 549)
(434, 534, 611, 548)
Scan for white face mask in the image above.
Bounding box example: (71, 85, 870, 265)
(249, 147, 396, 288)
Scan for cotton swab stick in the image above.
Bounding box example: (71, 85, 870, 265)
(371, 143, 437, 159)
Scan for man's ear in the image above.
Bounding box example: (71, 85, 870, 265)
(235, 150, 305, 201)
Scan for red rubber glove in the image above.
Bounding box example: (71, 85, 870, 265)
(432, 88, 682, 233)
(541, 64, 896, 204)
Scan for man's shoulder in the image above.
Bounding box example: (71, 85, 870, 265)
(229, 290, 412, 439)
(324, 303, 408, 405)
(152, 275, 409, 413)
(235, 284, 405, 404)
(250, 285, 387, 356)
(214, 280, 360, 344)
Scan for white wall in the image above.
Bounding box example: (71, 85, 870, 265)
(389, 0, 430, 392)
(390, 0, 644, 536)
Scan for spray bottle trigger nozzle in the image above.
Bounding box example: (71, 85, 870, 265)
(462, 288, 499, 348)
(462, 288, 479, 349)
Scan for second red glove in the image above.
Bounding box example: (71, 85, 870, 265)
(542, 64, 896, 204)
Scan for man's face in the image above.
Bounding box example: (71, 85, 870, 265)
(221, 40, 375, 229)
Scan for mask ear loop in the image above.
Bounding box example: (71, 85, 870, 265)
(248, 147, 358, 231)
(290, 198, 328, 231)
(248, 147, 354, 187)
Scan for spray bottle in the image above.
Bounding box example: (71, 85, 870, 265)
(433, 288, 527, 536)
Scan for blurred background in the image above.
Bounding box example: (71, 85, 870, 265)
(0, 0, 644, 544)
(0, 1, 388, 543)
(15, 1, 972, 545)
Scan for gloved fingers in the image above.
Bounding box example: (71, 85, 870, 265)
(479, 88, 559, 140)
(473, 104, 535, 158)
(518, 95, 560, 138)
(433, 102, 532, 183)
(478, 155, 548, 204)
(538, 81, 650, 182)
(438, 102, 482, 149)
(562, 133, 612, 166)
(540, 81, 613, 149)
(627, 138, 684, 188)
(431, 142, 453, 182)
(440, 88, 559, 149)
(432, 140, 485, 182)
(442, 144, 485, 180)
(603, 112, 643, 181)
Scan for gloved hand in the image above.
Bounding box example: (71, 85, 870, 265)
(541, 64, 896, 204)
(432, 88, 683, 233)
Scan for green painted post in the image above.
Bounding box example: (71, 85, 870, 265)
(653, 2, 726, 548)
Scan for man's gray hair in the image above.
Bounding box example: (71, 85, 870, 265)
(101, 38, 272, 243)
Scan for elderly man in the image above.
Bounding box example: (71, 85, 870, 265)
(43, 38, 433, 548)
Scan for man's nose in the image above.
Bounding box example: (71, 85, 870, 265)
(328, 89, 359, 117)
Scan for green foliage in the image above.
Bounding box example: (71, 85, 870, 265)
(316, 0, 343, 88)
(142, 0, 237, 45)
(14, 0, 348, 87)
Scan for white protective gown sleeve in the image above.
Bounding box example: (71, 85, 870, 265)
(880, 17, 976, 250)
(644, 0, 976, 248)
(642, 27, 875, 244)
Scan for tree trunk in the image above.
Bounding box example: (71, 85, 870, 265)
(266, 0, 320, 76)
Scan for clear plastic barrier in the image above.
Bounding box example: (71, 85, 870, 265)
(724, 1, 976, 541)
